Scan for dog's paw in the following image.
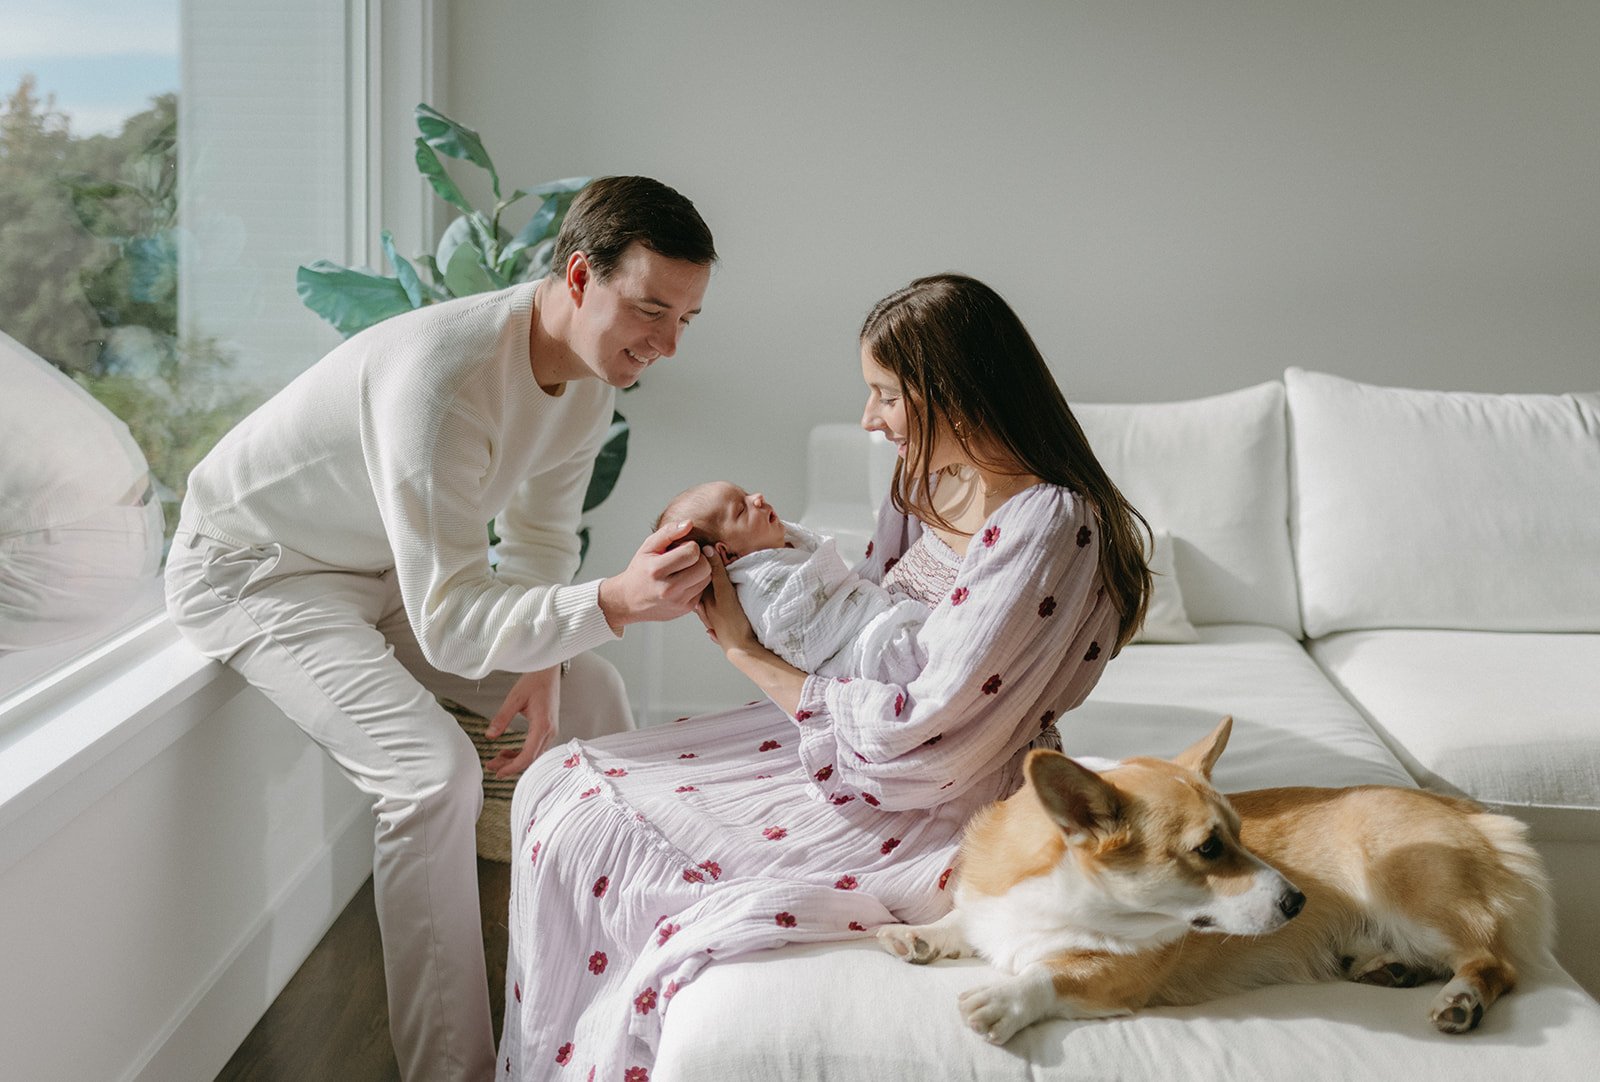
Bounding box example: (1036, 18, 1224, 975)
(1430, 984, 1485, 1034)
(876, 924, 948, 965)
(959, 980, 1038, 1045)
(1349, 954, 1426, 989)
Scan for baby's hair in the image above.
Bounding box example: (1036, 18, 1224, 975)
(655, 487, 719, 546)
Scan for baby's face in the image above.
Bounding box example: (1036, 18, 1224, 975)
(696, 482, 786, 562)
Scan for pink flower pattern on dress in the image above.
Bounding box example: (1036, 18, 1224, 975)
(1038, 595, 1056, 618)
(830, 794, 855, 805)
(923, 734, 942, 747)
(562, 753, 579, 768)
(587, 951, 607, 975)
(1077, 525, 1092, 547)
(657, 922, 680, 946)
(893, 693, 905, 716)
(1040, 709, 1056, 731)
(938, 867, 953, 890)
(634, 987, 658, 1014)
(678, 752, 697, 759)
(982, 673, 1002, 694)
(794, 709, 814, 722)
(762, 826, 788, 841)
(592, 876, 608, 898)
(664, 980, 680, 1001)
(865, 540, 874, 558)
(775, 912, 797, 928)
(682, 868, 705, 884)
(883, 556, 899, 572)
(698, 860, 722, 880)
(862, 793, 880, 807)
(1085, 641, 1101, 662)
(604, 767, 628, 777)
(982, 526, 1000, 548)
(578, 786, 600, 800)
(530, 841, 541, 863)
(950, 586, 968, 605)
(848, 921, 867, 932)
(625, 1068, 648, 1082)
(814, 764, 833, 781)
(514, 981, 521, 1002)
(675, 785, 697, 793)
(555, 1042, 572, 1065)
(759, 740, 781, 752)
(880, 837, 901, 855)
(835, 875, 858, 890)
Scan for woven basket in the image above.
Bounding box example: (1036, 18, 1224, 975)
(440, 699, 518, 863)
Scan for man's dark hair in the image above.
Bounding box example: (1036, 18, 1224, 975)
(550, 175, 717, 281)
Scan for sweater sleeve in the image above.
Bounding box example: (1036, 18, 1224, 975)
(492, 405, 609, 590)
(791, 485, 1111, 811)
(363, 396, 616, 680)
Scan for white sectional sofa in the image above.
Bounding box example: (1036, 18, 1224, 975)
(654, 370, 1600, 1081)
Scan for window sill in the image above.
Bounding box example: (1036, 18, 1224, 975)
(0, 611, 243, 877)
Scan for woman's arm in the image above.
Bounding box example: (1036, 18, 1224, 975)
(793, 485, 1116, 811)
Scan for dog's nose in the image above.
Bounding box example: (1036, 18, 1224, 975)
(1278, 889, 1306, 920)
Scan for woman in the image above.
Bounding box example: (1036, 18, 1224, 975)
(496, 274, 1151, 1080)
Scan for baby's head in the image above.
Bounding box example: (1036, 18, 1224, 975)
(658, 481, 786, 564)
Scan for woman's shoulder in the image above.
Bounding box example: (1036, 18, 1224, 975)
(995, 481, 1089, 529)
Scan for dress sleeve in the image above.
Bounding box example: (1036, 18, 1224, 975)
(792, 484, 1111, 811)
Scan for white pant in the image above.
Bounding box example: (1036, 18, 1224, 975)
(0, 491, 164, 652)
(164, 532, 633, 1082)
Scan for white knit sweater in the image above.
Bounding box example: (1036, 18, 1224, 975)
(179, 283, 619, 678)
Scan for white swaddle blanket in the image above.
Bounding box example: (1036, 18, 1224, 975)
(726, 522, 930, 682)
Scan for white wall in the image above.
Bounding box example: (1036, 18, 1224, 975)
(443, 0, 1600, 719)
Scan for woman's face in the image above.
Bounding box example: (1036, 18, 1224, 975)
(860, 345, 961, 471)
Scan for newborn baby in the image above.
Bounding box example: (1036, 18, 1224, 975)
(658, 481, 929, 683)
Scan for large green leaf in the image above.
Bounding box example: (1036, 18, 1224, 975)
(583, 411, 630, 512)
(415, 104, 500, 197)
(414, 139, 474, 216)
(381, 230, 425, 309)
(443, 240, 502, 297)
(296, 261, 416, 337)
(435, 215, 474, 275)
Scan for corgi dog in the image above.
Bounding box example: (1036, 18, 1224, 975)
(878, 717, 1551, 1044)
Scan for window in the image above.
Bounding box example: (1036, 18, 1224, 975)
(1, 0, 374, 701)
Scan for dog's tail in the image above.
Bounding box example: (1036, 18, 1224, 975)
(1471, 809, 1554, 969)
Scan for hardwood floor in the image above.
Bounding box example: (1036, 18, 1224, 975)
(215, 859, 512, 1082)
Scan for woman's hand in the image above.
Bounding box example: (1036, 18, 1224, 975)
(484, 666, 561, 778)
(694, 546, 761, 653)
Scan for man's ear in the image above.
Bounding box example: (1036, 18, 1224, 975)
(565, 251, 592, 305)
(714, 541, 737, 565)
(1025, 750, 1120, 842)
(1172, 716, 1232, 780)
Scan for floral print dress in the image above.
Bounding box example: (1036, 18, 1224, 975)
(496, 483, 1119, 1081)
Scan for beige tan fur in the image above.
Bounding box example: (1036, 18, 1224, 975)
(878, 717, 1552, 1044)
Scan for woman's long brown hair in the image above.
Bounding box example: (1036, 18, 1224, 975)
(861, 273, 1152, 653)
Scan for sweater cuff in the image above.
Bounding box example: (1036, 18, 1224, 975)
(552, 579, 620, 656)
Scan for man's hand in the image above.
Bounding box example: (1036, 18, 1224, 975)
(598, 520, 713, 632)
(485, 666, 561, 778)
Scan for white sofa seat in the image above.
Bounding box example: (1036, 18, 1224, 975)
(1070, 624, 1415, 792)
(1308, 630, 1600, 816)
(657, 942, 1600, 1082)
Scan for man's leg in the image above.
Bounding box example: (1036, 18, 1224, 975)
(166, 538, 494, 1081)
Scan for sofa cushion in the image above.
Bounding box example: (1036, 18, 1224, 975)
(1069, 624, 1415, 792)
(1286, 368, 1600, 637)
(1076, 382, 1300, 637)
(657, 940, 1600, 1082)
(1132, 530, 1199, 644)
(1308, 630, 1600, 826)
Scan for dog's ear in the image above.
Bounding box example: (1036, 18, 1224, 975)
(1026, 750, 1120, 841)
(1172, 716, 1233, 780)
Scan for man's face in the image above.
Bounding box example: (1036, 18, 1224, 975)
(696, 481, 786, 563)
(570, 243, 711, 388)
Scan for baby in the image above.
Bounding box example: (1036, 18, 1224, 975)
(657, 481, 929, 683)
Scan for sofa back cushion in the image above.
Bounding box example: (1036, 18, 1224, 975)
(1286, 367, 1600, 636)
(1075, 381, 1300, 636)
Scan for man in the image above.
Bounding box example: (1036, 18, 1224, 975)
(164, 176, 716, 1080)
